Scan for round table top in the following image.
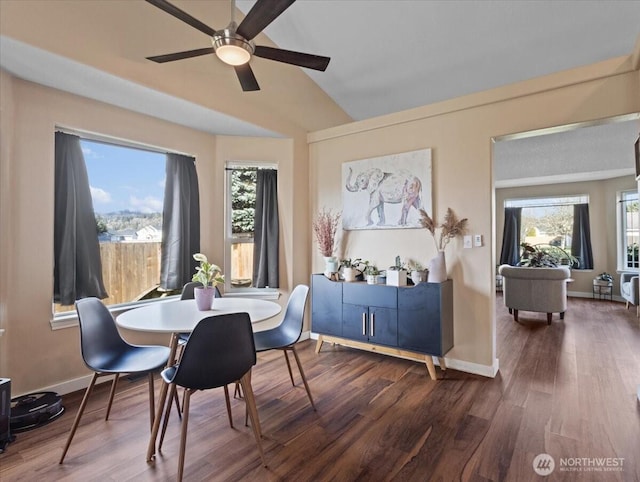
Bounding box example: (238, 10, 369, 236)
(116, 298, 282, 334)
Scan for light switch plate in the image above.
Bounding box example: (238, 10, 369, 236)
(463, 235, 472, 249)
(474, 234, 483, 247)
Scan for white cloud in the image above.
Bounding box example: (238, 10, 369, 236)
(158, 178, 166, 189)
(90, 186, 111, 204)
(129, 195, 163, 213)
(82, 146, 101, 159)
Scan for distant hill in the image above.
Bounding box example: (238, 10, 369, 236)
(96, 211, 162, 233)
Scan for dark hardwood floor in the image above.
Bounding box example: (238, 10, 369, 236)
(2, 296, 639, 481)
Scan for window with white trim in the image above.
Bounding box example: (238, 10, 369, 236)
(619, 190, 639, 270)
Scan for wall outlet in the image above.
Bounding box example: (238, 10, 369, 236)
(463, 235, 473, 249)
(474, 234, 483, 247)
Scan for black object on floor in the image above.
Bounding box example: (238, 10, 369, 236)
(10, 392, 65, 433)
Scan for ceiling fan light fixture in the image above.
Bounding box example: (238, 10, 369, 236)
(212, 30, 254, 66)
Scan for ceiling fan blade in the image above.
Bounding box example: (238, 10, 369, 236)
(254, 46, 330, 71)
(145, 0, 217, 37)
(234, 64, 260, 92)
(236, 0, 296, 41)
(147, 47, 215, 63)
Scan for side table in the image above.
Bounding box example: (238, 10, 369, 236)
(592, 279, 613, 300)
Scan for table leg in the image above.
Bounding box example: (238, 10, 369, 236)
(425, 356, 437, 381)
(315, 335, 324, 354)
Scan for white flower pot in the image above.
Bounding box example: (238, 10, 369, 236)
(386, 270, 407, 286)
(366, 274, 378, 285)
(411, 270, 427, 285)
(343, 267, 358, 282)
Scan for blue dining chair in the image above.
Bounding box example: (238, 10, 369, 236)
(253, 285, 315, 410)
(60, 297, 170, 463)
(147, 313, 266, 481)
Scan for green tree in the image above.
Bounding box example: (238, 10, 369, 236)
(231, 169, 256, 234)
(96, 215, 108, 234)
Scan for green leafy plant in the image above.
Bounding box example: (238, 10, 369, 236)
(192, 253, 225, 289)
(340, 257, 362, 269)
(597, 272, 613, 282)
(518, 243, 579, 268)
(362, 261, 379, 276)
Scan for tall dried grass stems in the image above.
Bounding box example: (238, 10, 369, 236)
(313, 208, 341, 257)
(419, 207, 468, 251)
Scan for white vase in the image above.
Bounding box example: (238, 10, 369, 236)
(324, 256, 339, 277)
(366, 274, 378, 285)
(386, 270, 407, 286)
(427, 251, 447, 282)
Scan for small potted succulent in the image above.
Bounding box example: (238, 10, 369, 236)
(386, 255, 407, 286)
(192, 253, 225, 311)
(362, 262, 379, 285)
(408, 260, 427, 285)
(340, 257, 362, 282)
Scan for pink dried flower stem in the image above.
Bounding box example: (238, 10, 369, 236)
(313, 208, 340, 257)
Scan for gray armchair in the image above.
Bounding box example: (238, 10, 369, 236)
(620, 272, 639, 317)
(498, 265, 571, 325)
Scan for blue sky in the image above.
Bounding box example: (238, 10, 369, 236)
(81, 140, 166, 214)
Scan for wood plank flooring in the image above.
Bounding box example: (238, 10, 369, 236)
(2, 296, 639, 481)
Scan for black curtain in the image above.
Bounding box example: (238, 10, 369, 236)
(499, 207, 522, 266)
(253, 169, 279, 288)
(572, 203, 593, 269)
(54, 132, 108, 305)
(160, 153, 200, 290)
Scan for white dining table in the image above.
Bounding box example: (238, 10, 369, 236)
(116, 298, 282, 334)
(116, 298, 282, 365)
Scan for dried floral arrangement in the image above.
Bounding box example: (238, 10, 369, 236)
(313, 208, 341, 257)
(419, 207, 468, 251)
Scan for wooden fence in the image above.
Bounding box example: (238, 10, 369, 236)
(55, 241, 256, 312)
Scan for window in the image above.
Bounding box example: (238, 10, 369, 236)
(503, 194, 593, 269)
(619, 190, 639, 270)
(224, 162, 278, 293)
(54, 136, 168, 314)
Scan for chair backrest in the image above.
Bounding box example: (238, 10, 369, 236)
(172, 313, 256, 390)
(75, 297, 131, 372)
(275, 284, 310, 346)
(180, 281, 221, 300)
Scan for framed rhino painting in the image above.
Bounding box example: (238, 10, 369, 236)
(342, 148, 432, 230)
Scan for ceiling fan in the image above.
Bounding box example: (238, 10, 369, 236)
(145, 0, 330, 92)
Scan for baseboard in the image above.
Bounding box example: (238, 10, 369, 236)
(568, 291, 624, 302)
(14, 373, 114, 398)
(308, 332, 499, 378)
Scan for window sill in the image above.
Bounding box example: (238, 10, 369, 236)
(49, 290, 281, 330)
(50, 296, 180, 330)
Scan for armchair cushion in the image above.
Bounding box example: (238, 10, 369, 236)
(498, 265, 571, 323)
(620, 272, 639, 306)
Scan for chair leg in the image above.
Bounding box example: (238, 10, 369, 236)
(159, 383, 177, 452)
(223, 385, 234, 428)
(177, 389, 192, 482)
(547, 313, 552, 325)
(290, 346, 316, 410)
(60, 372, 99, 463)
(173, 388, 182, 420)
(626, 301, 630, 309)
(513, 309, 519, 322)
(147, 379, 170, 462)
(281, 349, 295, 386)
(148, 372, 155, 430)
(234, 382, 243, 399)
(105, 373, 120, 421)
(239, 372, 266, 467)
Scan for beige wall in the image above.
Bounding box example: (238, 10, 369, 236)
(496, 176, 638, 296)
(0, 74, 306, 395)
(309, 59, 639, 371)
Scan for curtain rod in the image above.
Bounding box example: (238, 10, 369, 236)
(55, 126, 195, 158)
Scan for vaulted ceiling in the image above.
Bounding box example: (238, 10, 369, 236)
(1, 0, 639, 180)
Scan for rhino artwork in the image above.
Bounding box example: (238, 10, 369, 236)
(345, 167, 422, 226)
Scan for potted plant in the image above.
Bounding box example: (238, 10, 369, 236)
(419, 207, 468, 282)
(408, 260, 426, 285)
(518, 243, 578, 268)
(340, 257, 362, 282)
(313, 208, 341, 277)
(192, 253, 225, 311)
(362, 262, 379, 285)
(386, 255, 407, 286)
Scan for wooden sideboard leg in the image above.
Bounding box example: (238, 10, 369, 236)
(438, 357, 447, 371)
(315, 335, 324, 354)
(425, 356, 437, 380)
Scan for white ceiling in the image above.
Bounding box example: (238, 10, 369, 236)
(1, 0, 639, 179)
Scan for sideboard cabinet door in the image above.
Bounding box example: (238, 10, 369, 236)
(311, 274, 343, 336)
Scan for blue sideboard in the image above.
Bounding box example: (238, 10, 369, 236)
(311, 274, 453, 380)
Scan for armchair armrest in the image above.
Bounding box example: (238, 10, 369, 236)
(620, 272, 639, 285)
